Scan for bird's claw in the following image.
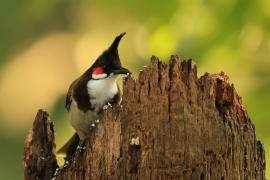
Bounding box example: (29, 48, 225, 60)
(103, 102, 112, 110)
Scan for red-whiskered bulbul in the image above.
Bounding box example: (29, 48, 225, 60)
(57, 32, 131, 158)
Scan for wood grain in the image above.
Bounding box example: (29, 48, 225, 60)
(24, 56, 265, 180)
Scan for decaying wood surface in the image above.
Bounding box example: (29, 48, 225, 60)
(23, 110, 58, 180)
(23, 56, 265, 180)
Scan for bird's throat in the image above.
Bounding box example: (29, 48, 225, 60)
(87, 75, 119, 111)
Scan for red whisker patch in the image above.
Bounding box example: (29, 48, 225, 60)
(93, 67, 104, 75)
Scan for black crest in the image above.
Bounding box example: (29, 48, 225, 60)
(91, 32, 126, 69)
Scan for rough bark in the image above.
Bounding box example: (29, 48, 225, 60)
(23, 110, 58, 180)
(23, 56, 265, 180)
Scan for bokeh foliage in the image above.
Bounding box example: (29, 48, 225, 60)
(0, 0, 269, 179)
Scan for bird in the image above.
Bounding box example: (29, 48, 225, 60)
(57, 32, 131, 158)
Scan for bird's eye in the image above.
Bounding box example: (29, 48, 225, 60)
(93, 67, 104, 75)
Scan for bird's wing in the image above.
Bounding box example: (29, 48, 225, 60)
(65, 80, 77, 111)
(109, 84, 122, 105)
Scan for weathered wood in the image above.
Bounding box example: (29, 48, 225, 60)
(23, 56, 265, 180)
(23, 110, 58, 180)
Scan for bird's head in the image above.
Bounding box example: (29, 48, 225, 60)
(90, 32, 131, 80)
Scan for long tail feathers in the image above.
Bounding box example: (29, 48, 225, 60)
(56, 133, 80, 158)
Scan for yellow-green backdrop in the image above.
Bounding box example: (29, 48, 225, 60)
(0, 0, 269, 179)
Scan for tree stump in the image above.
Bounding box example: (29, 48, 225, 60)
(23, 56, 265, 180)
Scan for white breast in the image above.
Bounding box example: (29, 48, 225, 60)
(87, 75, 118, 110)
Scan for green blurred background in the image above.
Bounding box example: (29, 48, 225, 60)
(0, 0, 269, 179)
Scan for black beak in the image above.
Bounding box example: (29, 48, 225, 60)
(112, 67, 131, 75)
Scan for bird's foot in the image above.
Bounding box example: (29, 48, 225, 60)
(103, 102, 112, 110)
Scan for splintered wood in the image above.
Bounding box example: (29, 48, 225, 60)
(24, 56, 265, 180)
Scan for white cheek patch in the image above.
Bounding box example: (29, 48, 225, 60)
(92, 73, 107, 80)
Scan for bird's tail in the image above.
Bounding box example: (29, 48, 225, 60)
(57, 133, 80, 158)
